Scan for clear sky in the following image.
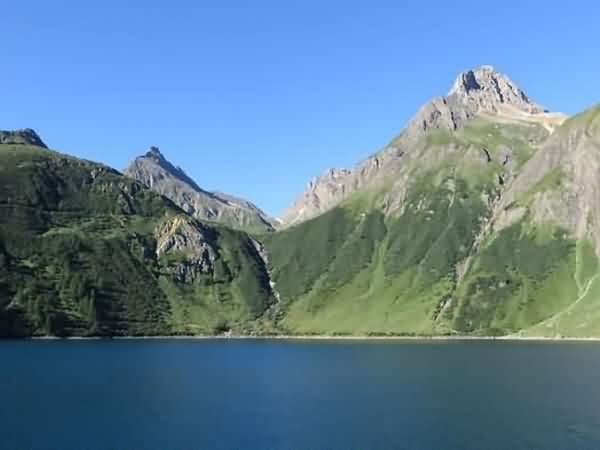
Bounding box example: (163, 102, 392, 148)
(2, 1, 599, 215)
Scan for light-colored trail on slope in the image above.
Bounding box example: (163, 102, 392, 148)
(511, 273, 600, 338)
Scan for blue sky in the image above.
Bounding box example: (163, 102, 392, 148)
(2, 1, 598, 215)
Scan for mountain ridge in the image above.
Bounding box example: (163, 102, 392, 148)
(0, 141, 277, 336)
(124, 147, 275, 233)
(279, 66, 565, 227)
(0, 128, 47, 148)
(3, 65, 600, 338)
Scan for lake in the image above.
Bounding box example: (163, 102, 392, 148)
(1, 339, 600, 449)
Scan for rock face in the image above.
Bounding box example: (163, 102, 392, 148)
(448, 66, 544, 114)
(154, 215, 217, 282)
(279, 66, 549, 226)
(495, 106, 600, 250)
(281, 168, 352, 227)
(124, 147, 274, 233)
(0, 129, 47, 148)
(407, 66, 544, 135)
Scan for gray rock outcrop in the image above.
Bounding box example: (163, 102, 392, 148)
(154, 215, 217, 282)
(494, 107, 600, 251)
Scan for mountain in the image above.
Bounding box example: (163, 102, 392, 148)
(264, 66, 595, 337)
(279, 66, 563, 227)
(3, 66, 600, 338)
(124, 147, 275, 233)
(0, 135, 276, 337)
(473, 105, 600, 337)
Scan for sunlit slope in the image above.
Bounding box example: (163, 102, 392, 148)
(265, 106, 600, 337)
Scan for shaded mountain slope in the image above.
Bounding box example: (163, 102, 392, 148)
(0, 140, 275, 337)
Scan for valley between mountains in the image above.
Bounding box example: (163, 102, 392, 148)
(2, 66, 600, 338)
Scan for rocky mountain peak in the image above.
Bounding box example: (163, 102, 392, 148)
(402, 66, 548, 138)
(124, 147, 275, 233)
(447, 65, 544, 115)
(127, 147, 204, 193)
(449, 65, 496, 95)
(279, 66, 552, 227)
(0, 128, 48, 148)
(145, 146, 165, 160)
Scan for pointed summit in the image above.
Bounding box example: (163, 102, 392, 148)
(127, 147, 204, 193)
(124, 147, 275, 233)
(280, 65, 556, 226)
(0, 128, 47, 148)
(144, 145, 165, 160)
(448, 65, 544, 115)
(402, 66, 549, 137)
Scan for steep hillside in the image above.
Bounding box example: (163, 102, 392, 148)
(264, 115, 553, 335)
(0, 136, 275, 337)
(124, 147, 274, 233)
(266, 82, 600, 338)
(448, 105, 600, 337)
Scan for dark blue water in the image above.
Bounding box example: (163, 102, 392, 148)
(1, 339, 600, 450)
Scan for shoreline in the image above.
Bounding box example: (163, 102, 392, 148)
(23, 334, 600, 342)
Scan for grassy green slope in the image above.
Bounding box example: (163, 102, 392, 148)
(0, 144, 273, 336)
(449, 221, 580, 335)
(160, 226, 276, 335)
(451, 105, 600, 337)
(263, 119, 573, 336)
(264, 174, 491, 335)
(445, 105, 600, 337)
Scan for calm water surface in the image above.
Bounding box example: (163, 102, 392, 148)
(1, 339, 600, 449)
